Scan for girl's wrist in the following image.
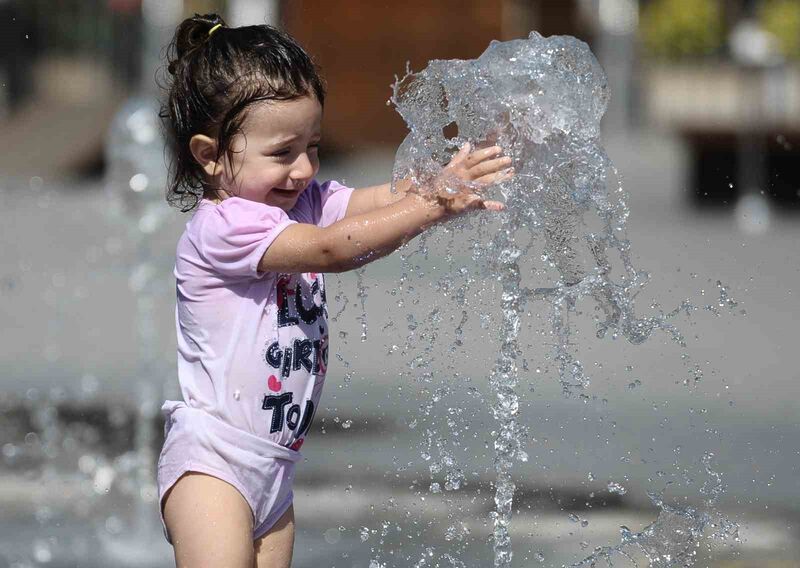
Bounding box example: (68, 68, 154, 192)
(404, 192, 448, 223)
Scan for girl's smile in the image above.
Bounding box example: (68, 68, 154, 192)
(199, 95, 323, 211)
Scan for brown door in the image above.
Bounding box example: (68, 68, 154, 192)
(281, 1, 505, 151)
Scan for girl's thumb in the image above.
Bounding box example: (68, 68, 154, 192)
(483, 200, 505, 211)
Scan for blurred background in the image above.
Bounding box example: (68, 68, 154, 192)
(0, 1, 798, 567)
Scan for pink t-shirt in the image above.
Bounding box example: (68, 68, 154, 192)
(171, 179, 353, 451)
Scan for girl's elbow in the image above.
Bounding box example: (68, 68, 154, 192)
(317, 245, 352, 273)
(323, 245, 371, 273)
(323, 251, 358, 273)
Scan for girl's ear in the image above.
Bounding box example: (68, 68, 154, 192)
(189, 134, 221, 176)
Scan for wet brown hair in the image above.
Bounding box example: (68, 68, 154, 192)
(161, 13, 325, 211)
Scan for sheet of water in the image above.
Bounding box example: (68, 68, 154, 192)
(384, 32, 739, 567)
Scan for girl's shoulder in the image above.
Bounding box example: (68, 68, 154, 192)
(192, 195, 280, 222)
(183, 196, 293, 246)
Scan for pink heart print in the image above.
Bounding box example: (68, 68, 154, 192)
(267, 374, 282, 392)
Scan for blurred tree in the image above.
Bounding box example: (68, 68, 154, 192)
(639, 0, 724, 59)
(758, 0, 800, 59)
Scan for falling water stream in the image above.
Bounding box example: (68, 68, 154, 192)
(387, 32, 739, 567)
(103, 96, 172, 564)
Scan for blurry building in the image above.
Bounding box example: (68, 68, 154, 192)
(635, 0, 800, 208)
(0, 0, 143, 177)
(0, 0, 225, 178)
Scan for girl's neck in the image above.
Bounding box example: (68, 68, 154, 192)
(204, 187, 230, 204)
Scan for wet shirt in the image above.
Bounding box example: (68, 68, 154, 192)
(172, 180, 353, 450)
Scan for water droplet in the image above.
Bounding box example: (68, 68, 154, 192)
(105, 515, 123, 535)
(735, 193, 771, 235)
(32, 539, 52, 563)
(29, 176, 43, 190)
(129, 173, 149, 192)
(323, 527, 341, 544)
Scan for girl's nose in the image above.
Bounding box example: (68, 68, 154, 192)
(291, 152, 315, 181)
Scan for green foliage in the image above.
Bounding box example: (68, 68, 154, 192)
(759, 0, 800, 59)
(639, 0, 724, 59)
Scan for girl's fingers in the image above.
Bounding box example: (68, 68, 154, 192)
(474, 168, 515, 187)
(463, 193, 482, 208)
(469, 156, 513, 179)
(482, 199, 506, 211)
(465, 196, 505, 212)
(463, 145, 503, 166)
(447, 142, 472, 167)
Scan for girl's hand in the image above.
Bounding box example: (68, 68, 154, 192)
(423, 143, 514, 215)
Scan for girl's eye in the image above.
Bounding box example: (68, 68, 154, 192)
(269, 149, 290, 157)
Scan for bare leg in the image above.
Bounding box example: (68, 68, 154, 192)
(163, 472, 255, 568)
(254, 505, 295, 568)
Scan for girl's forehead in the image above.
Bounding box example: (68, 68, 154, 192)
(244, 97, 322, 139)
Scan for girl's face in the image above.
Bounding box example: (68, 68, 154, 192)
(219, 95, 322, 211)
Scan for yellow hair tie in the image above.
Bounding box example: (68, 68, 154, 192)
(208, 23, 223, 37)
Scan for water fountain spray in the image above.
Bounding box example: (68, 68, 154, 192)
(101, 1, 182, 563)
(390, 32, 737, 567)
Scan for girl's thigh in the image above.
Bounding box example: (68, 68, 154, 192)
(162, 471, 255, 568)
(254, 505, 295, 568)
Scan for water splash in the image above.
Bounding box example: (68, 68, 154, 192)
(355, 267, 370, 341)
(573, 492, 739, 567)
(571, 451, 738, 567)
(389, 32, 738, 567)
(101, 96, 173, 562)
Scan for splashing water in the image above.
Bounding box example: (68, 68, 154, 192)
(572, 487, 739, 568)
(389, 32, 737, 567)
(571, 450, 739, 568)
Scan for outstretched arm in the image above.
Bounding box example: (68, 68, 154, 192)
(258, 144, 513, 274)
(258, 193, 446, 274)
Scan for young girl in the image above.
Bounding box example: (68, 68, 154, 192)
(157, 13, 513, 568)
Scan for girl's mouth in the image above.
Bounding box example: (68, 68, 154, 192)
(271, 187, 298, 196)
